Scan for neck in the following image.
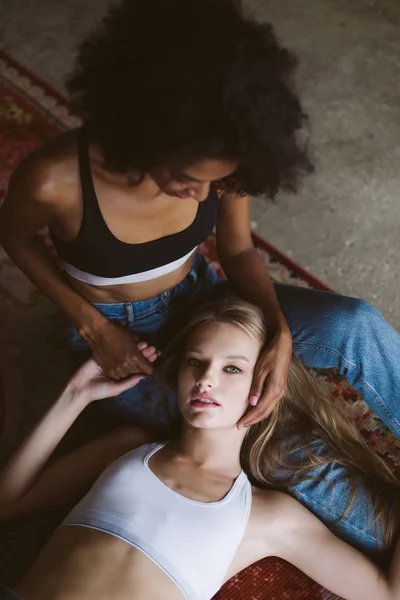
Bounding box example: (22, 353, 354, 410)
(170, 425, 245, 476)
(89, 134, 163, 198)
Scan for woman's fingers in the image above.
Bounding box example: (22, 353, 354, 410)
(107, 373, 146, 396)
(136, 342, 161, 363)
(141, 345, 156, 357)
(238, 382, 283, 428)
(238, 368, 286, 429)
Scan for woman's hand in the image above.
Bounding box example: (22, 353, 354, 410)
(65, 358, 147, 404)
(238, 324, 292, 428)
(136, 341, 161, 364)
(66, 339, 162, 404)
(85, 321, 155, 380)
(0, 349, 158, 521)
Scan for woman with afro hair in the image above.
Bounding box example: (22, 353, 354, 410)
(1, 0, 399, 495)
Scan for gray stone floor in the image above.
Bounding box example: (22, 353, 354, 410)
(1, 0, 400, 328)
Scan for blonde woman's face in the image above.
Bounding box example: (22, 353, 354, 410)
(178, 322, 260, 429)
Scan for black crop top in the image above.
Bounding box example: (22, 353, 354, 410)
(50, 126, 219, 283)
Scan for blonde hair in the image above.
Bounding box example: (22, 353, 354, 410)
(160, 291, 400, 548)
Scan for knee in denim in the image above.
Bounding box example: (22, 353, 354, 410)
(341, 298, 381, 329)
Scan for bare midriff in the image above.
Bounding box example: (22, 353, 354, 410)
(43, 128, 204, 305)
(15, 526, 186, 600)
(64, 252, 195, 303)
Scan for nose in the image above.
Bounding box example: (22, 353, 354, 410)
(188, 182, 210, 202)
(196, 365, 216, 390)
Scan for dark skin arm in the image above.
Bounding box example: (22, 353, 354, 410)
(0, 151, 153, 380)
(216, 191, 292, 427)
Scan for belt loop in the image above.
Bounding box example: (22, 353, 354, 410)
(125, 302, 135, 327)
(188, 267, 198, 287)
(188, 252, 200, 286)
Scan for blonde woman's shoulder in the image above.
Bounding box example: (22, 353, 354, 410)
(249, 487, 310, 544)
(234, 487, 303, 568)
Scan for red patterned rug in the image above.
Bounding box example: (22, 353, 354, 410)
(0, 49, 399, 599)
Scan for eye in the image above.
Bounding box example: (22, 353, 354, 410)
(224, 365, 242, 374)
(187, 357, 203, 367)
(171, 171, 189, 184)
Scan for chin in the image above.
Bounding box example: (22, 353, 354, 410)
(183, 411, 239, 431)
(181, 409, 220, 429)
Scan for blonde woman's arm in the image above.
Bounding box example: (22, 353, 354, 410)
(264, 493, 399, 600)
(0, 360, 152, 520)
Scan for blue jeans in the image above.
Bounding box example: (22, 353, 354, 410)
(0, 585, 22, 600)
(68, 253, 220, 430)
(69, 252, 400, 555)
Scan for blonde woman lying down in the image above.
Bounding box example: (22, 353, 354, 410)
(0, 295, 399, 600)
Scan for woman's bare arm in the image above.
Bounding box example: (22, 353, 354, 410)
(262, 493, 399, 600)
(0, 156, 105, 334)
(0, 361, 150, 520)
(0, 154, 153, 379)
(216, 192, 292, 425)
(216, 192, 286, 325)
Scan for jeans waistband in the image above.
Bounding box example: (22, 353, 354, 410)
(91, 252, 203, 320)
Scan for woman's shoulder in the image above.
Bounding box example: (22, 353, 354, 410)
(249, 487, 307, 532)
(103, 425, 161, 467)
(9, 128, 81, 208)
(250, 486, 289, 512)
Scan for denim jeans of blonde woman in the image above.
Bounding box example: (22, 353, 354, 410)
(68, 252, 400, 559)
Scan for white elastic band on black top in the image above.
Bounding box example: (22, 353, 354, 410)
(61, 247, 197, 286)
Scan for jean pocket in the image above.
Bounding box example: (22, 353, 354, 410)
(67, 319, 134, 355)
(132, 309, 172, 347)
(67, 324, 89, 351)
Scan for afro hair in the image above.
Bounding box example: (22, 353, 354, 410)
(67, 0, 312, 197)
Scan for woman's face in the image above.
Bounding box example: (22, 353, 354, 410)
(178, 322, 260, 429)
(149, 157, 237, 202)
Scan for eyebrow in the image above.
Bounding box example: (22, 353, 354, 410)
(225, 355, 250, 363)
(186, 349, 250, 363)
(179, 170, 205, 184)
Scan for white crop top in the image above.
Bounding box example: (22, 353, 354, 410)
(62, 442, 252, 600)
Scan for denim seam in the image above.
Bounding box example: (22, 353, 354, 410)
(139, 304, 169, 318)
(292, 342, 358, 368)
(292, 342, 400, 434)
(355, 378, 400, 433)
(292, 488, 377, 543)
(92, 302, 127, 307)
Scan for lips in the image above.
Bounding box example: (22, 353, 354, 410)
(190, 392, 220, 407)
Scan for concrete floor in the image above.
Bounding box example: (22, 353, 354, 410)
(1, 0, 400, 328)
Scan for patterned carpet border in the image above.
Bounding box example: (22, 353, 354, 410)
(0, 49, 81, 129)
